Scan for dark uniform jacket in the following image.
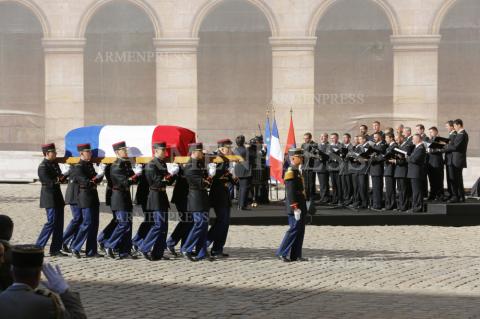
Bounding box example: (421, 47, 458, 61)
(145, 157, 173, 212)
(233, 146, 251, 178)
(444, 131, 457, 167)
(445, 129, 469, 168)
(301, 141, 317, 170)
(427, 139, 444, 168)
(284, 166, 307, 215)
(394, 142, 410, 179)
(407, 144, 427, 179)
(171, 167, 188, 212)
(134, 165, 149, 212)
(104, 164, 113, 207)
(369, 141, 387, 177)
(184, 158, 210, 212)
(383, 142, 397, 177)
(64, 167, 78, 206)
(404, 136, 415, 154)
(209, 155, 235, 209)
(0, 283, 87, 319)
(315, 143, 329, 173)
(327, 143, 342, 173)
(38, 159, 65, 209)
(71, 160, 102, 209)
(110, 158, 136, 212)
(339, 143, 354, 176)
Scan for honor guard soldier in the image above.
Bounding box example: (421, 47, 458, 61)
(0, 245, 87, 319)
(181, 143, 212, 261)
(139, 141, 179, 261)
(370, 133, 387, 210)
(70, 143, 105, 258)
(445, 119, 469, 203)
(383, 133, 397, 210)
(206, 139, 236, 258)
(166, 165, 192, 257)
(62, 163, 82, 254)
(426, 127, 445, 201)
(407, 134, 427, 212)
(301, 132, 318, 200)
(276, 148, 308, 262)
(104, 141, 142, 259)
(36, 143, 68, 257)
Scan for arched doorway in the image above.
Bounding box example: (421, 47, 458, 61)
(439, 0, 480, 156)
(84, 0, 156, 125)
(197, 0, 272, 146)
(314, 0, 393, 137)
(0, 1, 44, 150)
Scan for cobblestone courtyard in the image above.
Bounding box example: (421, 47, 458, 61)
(1, 183, 480, 318)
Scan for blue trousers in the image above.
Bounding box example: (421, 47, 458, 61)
(97, 211, 117, 246)
(181, 211, 209, 259)
(140, 211, 168, 258)
(132, 212, 153, 249)
(166, 212, 193, 248)
(36, 207, 64, 254)
(105, 211, 132, 256)
(276, 214, 306, 260)
(207, 206, 231, 254)
(62, 205, 82, 246)
(71, 206, 100, 255)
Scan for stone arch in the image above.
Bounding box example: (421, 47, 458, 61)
(77, 0, 162, 38)
(431, 0, 461, 34)
(0, 0, 50, 37)
(191, 0, 278, 38)
(307, 0, 400, 37)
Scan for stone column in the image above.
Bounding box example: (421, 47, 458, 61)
(42, 38, 86, 151)
(391, 35, 441, 129)
(270, 37, 317, 146)
(154, 38, 199, 133)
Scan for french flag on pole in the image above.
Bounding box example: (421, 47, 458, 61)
(269, 118, 284, 183)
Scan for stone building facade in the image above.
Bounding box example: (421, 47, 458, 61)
(0, 0, 479, 157)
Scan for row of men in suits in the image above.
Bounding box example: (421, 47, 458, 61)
(300, 119, 469, 212)
(36, 140, 236, 261)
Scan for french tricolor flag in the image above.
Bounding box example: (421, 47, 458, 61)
(269, 119, 284, 183)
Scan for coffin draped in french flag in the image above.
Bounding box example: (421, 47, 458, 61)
(64, 125, 196, 158)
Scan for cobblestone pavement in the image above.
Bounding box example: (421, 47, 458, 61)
(1, 183, 480, 319)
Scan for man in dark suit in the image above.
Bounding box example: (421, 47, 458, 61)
(234, 135, 251, 210)
(426, 127, 445, 201)
(383, 133, 397, 210)
(315, 133, 330, 203)
(407, 134, 427, 212)
(352, 135, 370, 209)
(301, 132, 318, 201)
(444, 120, 457, 201)
(340, 133, 354, 205)
(328, 133, 342, 205)
(104, 141, 142, 260)
(392, 134, 410, 212)
(445, 119, 469, 203)
(36, 143, 68, 257)
(416, 124, 430, 142)
(370, 132, 387, 210)
(70, 143, 104, 258)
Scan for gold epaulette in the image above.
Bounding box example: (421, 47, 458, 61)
(284, 167, 295, 181)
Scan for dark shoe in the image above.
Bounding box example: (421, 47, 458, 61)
(211, 252, 229, 258)
(117, 254, 138, 260)
(447, 198, 459, 203)
(50, 251, 69, 257)
(182, 251, 197, 262)
(370, 207, 383, 212)
(62, 244, 72, 254)
(292, 257, 309, 262)
(151, 256, 170, 261)
(72, 250, 81, 259)
(86, 253, 104, 258)
(105, 248, 115, 259)
(142, 252, 152, 260)
(278, 256, 291, 263)
(168, 246, 179, 257)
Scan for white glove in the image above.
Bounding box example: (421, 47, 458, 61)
(41, 263, 69, 294)
(96, 163, 106, 177)
(293, 208, 301, 221)
(133, 164, 143, 176)
(60, 164, 71, 176)
(208, 163, 217, 177)
(166, 163, 180, 176)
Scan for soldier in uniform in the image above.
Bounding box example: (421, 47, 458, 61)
(139, 142, 178, 261)
(104, 141, 142, 259)
(234, 135, 251, 210)
(70, 143, 104, 258)
(0, 245, 86, 318)
(445, 119, 469, 203)
(36, 143, 68, 257)
(301, 132, 317, 200)
(316, 133, 330, 203)
(426, 127, 445, 201)
(276, 148, 308, 262)
(206, 139, 236, 258)
(382, 133, 397, 210)
(407, 134, 427, 212)
(61, 163, 81, 253)
(97, 164, 117, 251)
(166, 166, 192, 257)
(370, 132, 387, 210)
(181, 143, 212, 262)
